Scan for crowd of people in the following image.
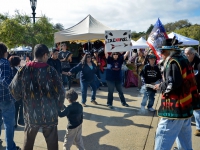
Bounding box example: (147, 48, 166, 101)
(0, 38, 200, 150)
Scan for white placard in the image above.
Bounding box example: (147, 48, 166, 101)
(105, 30, 132, 52)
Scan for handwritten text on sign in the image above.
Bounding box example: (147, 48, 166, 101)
(105, 30, 132, 52)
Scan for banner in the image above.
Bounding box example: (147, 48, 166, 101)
(105, 30, 132, 52)
(147, 18, 168, 59)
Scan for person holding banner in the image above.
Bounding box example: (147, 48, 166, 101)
(105, 51, 130, 109)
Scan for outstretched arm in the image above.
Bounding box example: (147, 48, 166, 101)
(123, 51, 130, 60)
(104, 48, 109, 59)
(58, 106, 69, 117)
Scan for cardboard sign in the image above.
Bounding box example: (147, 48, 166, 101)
(105, 30, 132, 52)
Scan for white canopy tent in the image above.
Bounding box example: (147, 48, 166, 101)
(132, 37, 149, 49)
(54, 14, 113, 43)
(131, 40, 135, 45)
(168, 32, 199, 46)
(11, 46, 31, 52)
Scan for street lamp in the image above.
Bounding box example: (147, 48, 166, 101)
(30, 0, 37, 24)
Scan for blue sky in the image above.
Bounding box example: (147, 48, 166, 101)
(0, 0, 200, 32)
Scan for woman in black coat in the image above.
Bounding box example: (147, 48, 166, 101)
(9, 56, 24, 128)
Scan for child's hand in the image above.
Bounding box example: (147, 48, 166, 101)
(67, 72, 72, 76)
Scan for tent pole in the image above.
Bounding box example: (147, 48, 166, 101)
(88, 40, 89, 52)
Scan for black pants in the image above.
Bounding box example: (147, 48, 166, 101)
(62, 68, 71, 89)
(15, 100, 24, 126)
(23, 125, 58, 150)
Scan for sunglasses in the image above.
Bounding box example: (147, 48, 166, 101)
(86, 56, 91, 58)
(113, 53, 118, 55)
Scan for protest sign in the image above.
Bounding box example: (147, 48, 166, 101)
(105, 30, 132, 52)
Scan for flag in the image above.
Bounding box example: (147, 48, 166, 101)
(147, 18, 168, 59)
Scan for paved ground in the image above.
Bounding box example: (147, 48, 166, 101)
(0, 86, 199, 150)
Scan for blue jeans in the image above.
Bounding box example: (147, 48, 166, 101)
(99, 69, 107, 83)
(106, 80, 126, 105)
(121, 70, 126, 86)
(0, 110, 2, 136)
(155, 118, 192, 150)
(80, 80, 97, 104)
(193, 110, 200, 130)
(0, 101, 16, 150)
(94, 75, 100, 89)
(141, 89, 156, 108)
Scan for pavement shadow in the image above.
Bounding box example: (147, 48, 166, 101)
(82, 123, 120, 150)
(58, 123, 120, 150)
(58, 129, 65, 142)
(89, 104, 140, 112)
(14, 125, 24, 131)
(0, 143, 6, 150)
(83, 112, 152, 129)
(94, 94, 137, 103)
(88, 104, 154, 118)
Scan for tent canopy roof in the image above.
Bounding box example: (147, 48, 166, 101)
(168, 32, 199, 46)
(11, 46, 31, 52)
(132, 37, 149, 49)
(54, 14, 113, 43)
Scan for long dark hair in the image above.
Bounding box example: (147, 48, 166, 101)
(9, 56, 21, 67)
(80, 53, 92, 65)
(0, 42, 7, 58)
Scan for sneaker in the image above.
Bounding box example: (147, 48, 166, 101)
(122, 103, 129, 107)
(16, 146, 21, 150)
(173, 147, 178, 150)
(107, 104, 113, 109)
(18, 122, 25, 126)
(81, 103, 87, 107)
(194, 129, 200, 136)
(91, 101, 98, 105)
(148, 107, 156, 112)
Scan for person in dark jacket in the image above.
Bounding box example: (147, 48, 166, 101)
(58, 89, 84, 150)
(58, 43, 73, 90)
(140, 54, 162, 112)
(104, 51, 130, 109)
(9, 56, 24, 128)
(184, 47, 200, 136)
(47, 49, 62, 76)
(67, 53, 98, 107)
